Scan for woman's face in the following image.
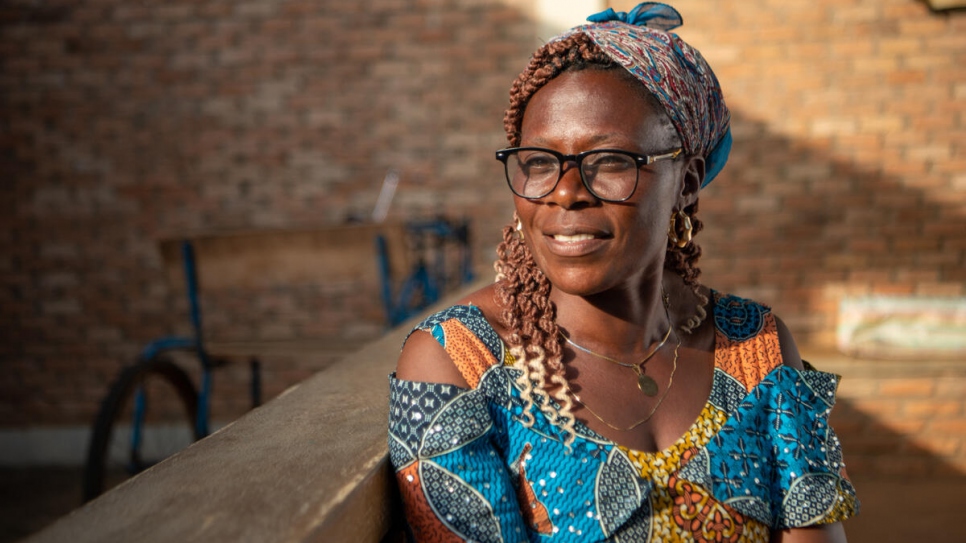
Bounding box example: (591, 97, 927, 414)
(514, 68, 700, 297)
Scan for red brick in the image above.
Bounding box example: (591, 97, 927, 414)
(879, 419, 928, 436)
(844, 435, 907, 455)
(936, 380, 966, 398)
(869, 456, 930, 477)
(914, 283, 964, 296)
(904, 400, 963, 419)
(878, 379, 937, 397)
(928, 420, 966, 436)
(915, 437, 962, 457)
(850, 399, 902, 416)
(835, 380, 880, 399)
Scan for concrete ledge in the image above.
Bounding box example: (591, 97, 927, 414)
(25, 279, 490, 543)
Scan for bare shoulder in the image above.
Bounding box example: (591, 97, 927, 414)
(395, 329, 469, 388)
(394, 283, 505, 389)
(774, 315, 805, 371)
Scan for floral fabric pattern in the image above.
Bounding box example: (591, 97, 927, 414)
(389, 294, 859, 542)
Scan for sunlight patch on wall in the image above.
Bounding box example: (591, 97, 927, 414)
(536, 0, 604, 36)
(837, 296, 966, 360)
(499, 0, 604, 41)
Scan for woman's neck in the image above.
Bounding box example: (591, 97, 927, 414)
(551, 279, 670, 359)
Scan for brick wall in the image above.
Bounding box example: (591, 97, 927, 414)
(0, 0, 535, 427)
(829, 362, 966, 476)
(2, 0, 964, 454)
(611, 0, 966, 343)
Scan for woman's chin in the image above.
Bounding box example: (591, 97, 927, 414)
(544, 272, 616, 298)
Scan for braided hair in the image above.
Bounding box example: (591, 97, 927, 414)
(494, 33, 708, 444)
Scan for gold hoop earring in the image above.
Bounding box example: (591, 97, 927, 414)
(515, 215, 524, 240)
(667, 210, 692, 249)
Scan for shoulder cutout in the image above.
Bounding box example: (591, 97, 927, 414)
(774, 315, 805, 370)
(395, 328, 470, 388)
(396, 302, 508, 389)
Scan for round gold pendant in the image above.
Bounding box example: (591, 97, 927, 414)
(637, 374, 659, 397)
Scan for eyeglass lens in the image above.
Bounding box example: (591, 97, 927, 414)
(505, 149, 639, 200)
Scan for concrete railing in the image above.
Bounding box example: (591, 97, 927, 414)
(26, 281, 487, 543)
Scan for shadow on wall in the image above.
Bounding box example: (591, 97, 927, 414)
(814, 343, 966, 479)
(697, 110, 965, 345)
(830, 393, 966, 541)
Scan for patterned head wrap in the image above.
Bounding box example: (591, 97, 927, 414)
(554, 3, 731, 187)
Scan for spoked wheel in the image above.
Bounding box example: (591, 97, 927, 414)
(82, 355, 200, 501)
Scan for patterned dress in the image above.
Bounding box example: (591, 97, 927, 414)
(388, 292, 859, 542)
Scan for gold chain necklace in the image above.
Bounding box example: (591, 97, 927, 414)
(570, 335, 680, 432)
(559, 303, 672, 397)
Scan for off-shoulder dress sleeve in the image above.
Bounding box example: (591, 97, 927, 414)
(388, 306, 530, 542)
(674, 292, 859, 529)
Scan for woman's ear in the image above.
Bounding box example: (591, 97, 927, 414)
(679, 154, 704, 208)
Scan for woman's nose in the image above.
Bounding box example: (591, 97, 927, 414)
(547, 162, 596, 208)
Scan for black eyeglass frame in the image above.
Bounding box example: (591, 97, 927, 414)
(495, 147, 683, 202)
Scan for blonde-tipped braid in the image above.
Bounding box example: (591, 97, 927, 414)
(495, 223, 577, 445)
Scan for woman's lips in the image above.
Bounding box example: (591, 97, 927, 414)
(542, 230, 610, 257)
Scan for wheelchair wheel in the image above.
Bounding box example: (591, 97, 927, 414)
(82, 355, 200, 501)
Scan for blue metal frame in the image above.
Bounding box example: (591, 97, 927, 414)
(129, 241, 213, 461)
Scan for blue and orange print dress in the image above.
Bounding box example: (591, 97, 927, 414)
(388, 292, 859, 542)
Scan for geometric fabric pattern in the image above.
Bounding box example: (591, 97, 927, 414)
(389, 293, 859, 541)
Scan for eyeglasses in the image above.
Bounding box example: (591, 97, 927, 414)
(495, 147, 683, 202)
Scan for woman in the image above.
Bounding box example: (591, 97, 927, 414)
(389, 3, 858, 541)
